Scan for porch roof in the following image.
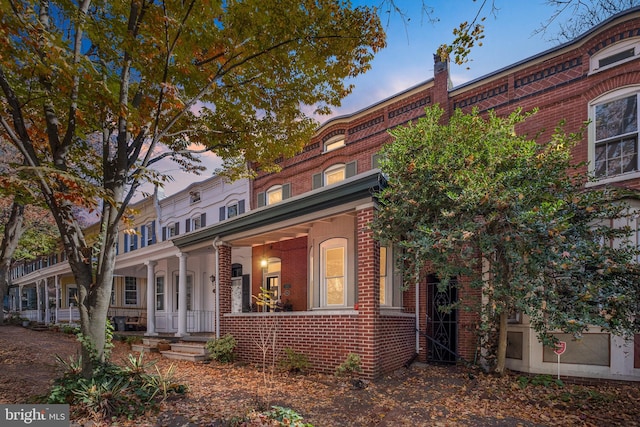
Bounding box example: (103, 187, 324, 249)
(172, 169, 386, 249)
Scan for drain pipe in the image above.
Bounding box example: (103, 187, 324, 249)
(213, 236, 220, 339)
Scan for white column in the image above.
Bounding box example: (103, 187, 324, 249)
(145, 261, 158, 336)
(176, 252, 188, 337)
(55, 276, 60, 324)
(43, 279, 50, 324)
(18, 286, 22, 312)
(36, 280, 42, 322)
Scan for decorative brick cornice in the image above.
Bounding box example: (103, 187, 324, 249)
(387, 97, 430, 119)
(454, 84, 508, 109)
(321, 129, 346, 142)
(588, 28, 640, 55)
(514, 57, 582, 88)
(348, 115, 384, 135)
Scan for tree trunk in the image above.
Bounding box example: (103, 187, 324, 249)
(0, 202, 25, 325)
(494, 310, 508, 376)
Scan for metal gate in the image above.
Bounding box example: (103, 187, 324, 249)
(426, 276, 458, 363)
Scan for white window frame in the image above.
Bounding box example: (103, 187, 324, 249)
(320, 238, 347, 307)
(145, 223, 154, 246)
(589, 37, 640, 75)
(67, 285, 78, 308)
(266, 185, 283, 205)
(175, 274, 193, 311)
(167, 223, 177, 238)
(324, 135, 345, 152)
(380, 246, 390, 306)
(227, 203, 239, 218)
(587, 86, 640, 186)
(189, 191, 201, 204)
(324, 164, 346, 186)
(156, 276, 165, 311)
(191, 215, 201, 231)
(124, 277, 138, 306)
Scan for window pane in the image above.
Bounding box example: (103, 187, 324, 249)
(326, 169, 345, 185)
(125, 277, 137, 305)
(267, 189, 282, 204)
(326, 247, 344, 277)
(228, 204, 238, 218)
(595, 95, 637, 141)
(380, 247, 387, 305)
(156, 277, 164, 311)
(327, 277, 344, 305)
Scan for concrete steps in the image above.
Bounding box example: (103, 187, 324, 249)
(132, 337, 209, 362)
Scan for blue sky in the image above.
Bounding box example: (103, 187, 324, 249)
(330, 0, 562, 118)
(159, 1, 565, 196)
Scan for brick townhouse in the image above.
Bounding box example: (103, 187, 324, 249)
(10, 7, 640, 381)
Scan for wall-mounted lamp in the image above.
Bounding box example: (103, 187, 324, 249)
(260, 258, 268, 268)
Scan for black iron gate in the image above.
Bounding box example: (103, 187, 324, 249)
(426, 276, 458, 363)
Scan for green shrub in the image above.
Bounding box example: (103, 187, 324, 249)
(335, 353, 362, 377)
(279, 348, 310, 374)
(263, 406, 314, 427)
(47, 352, 187, 421)
(205, 334, 237, 363)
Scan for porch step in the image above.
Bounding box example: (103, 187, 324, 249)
(131, 343, 158, 353)
(160, 350, 206, 362)
(170, 342, 208, 355)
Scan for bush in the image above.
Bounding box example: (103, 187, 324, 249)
(279, 348, 310, 374)
(335, 353, 362, 377)
(205, 334, 236, 363)
(46, 352, 187, 421)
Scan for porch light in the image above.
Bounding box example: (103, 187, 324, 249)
(260, 258, 268, 268)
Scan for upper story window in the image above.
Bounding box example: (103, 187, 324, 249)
(219, 200, 245, 220)
(590, 37, 640, 74)
(324, 164, 346, 186)
(144, 222, 155, 246)
(189, 191, 201, 204)
(257, 184, 291, 207)
(163, 222, 179, 240)
(324, 136, 345, 152)
(227, 203, 238, 218)
(312, 161, 358, 190)
(191, 215, 202, 231)
(590, 88, 639, 180)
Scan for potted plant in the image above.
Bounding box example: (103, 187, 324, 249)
(21, 318, 30, 327)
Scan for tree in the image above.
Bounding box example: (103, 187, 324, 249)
(373, 106, 640, 374)
(536, 0, 640, 43)
(0, 0, 385, 375)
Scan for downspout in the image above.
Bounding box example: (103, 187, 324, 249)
(213, 236, 220, 339)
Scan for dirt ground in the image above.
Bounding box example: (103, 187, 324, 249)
(0, 325, 639, 426)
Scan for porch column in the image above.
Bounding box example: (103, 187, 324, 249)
(36, 280, 42, 322)
(55, 276, 60, 324)
(217, 243, 232, 335)
(356, 203, 380, 378)
(44, 279, 50, 325)
(176, 252, 188, 337)
(18, 285, 22, 312)
(145, 261, 158, 336)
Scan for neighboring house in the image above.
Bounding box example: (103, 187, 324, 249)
(7, 7, 640, 382)
(9, 175, 250, 336)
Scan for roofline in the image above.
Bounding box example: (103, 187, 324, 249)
(451, 6, 640, 94)
(173, 169, 386, 248)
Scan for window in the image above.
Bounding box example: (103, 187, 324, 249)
(145, 222, 155, 246)
(124, 277, 138, 305)
(110, 279, 116, 305)
(325, 164, 346, 186)
(191, 215, 201, 231)
(380, 246, 388, 305)
(267, 185, 283, 205)
(227, 203, 238, 218)
(312, 161, 357, 189)
(324, 136, 345, 152)
(591, 91, 639, 179)
(257, 185, 290, 207)
(175, 274, 193, 311)
(68, 286, 78, 307)
(156, 276, 165, 311)
(590, 38, 639, 74)
(190, 191, 201, 203)
(320, 238, 347, 306)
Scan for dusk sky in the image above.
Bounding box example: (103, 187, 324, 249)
(157, 1, 569, 196)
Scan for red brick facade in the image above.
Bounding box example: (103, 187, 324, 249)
(215, 10, 640, 380)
